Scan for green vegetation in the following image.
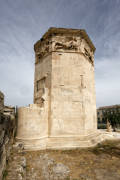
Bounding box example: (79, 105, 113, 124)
(97, 123, 106, 129)
(3, 170, 8, 179)
(103, 106, 120, 131)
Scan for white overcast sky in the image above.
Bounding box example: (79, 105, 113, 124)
(0, 0, 120, 107)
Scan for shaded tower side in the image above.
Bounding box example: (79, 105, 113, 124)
(34, 37, 52, 106)
(16, 35, 53, 144)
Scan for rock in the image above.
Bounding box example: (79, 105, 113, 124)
(18, 173, 23, 180)
(21, 157, 26, 168)
(52, 163, 70, 180)
(79, 173, 93, 180)
(13, 142, 24, 151)
(95, 169, 120, 180)
(116, 143, 120, 148)
(16, 165, 24, 173)
(39, 154, 70, 180)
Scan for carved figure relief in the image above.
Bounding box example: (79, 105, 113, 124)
(35, 34, 94, 66)
(35, 38, 52, 64)
(54, 40, 78, 51)
(53, 35, 79, 51)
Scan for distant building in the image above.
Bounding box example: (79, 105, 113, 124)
(97, 105, 120, 124)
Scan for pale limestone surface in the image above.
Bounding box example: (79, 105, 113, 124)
(16, 28, 116, 150)
(17, 104, 48, 140)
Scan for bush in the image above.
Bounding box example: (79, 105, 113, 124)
(98, 123, 106, 129)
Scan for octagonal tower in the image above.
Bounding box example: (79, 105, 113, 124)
(17, 28, 98, 149)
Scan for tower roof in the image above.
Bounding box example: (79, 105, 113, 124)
(34, 27, 96, 52)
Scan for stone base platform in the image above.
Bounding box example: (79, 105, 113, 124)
(16, 131, 120, 151)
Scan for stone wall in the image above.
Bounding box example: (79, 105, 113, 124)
(50, 51, 97, 137)
(0, 91, 4, 113)
(33, 27, 97, 138)
(0, 91, 16, 179)
(17, 104, 48, 143)
(34, 28, 97, 138)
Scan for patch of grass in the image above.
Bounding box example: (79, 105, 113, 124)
(3, 170, 8, 179)
(90, 140, 120, 156)
(65, 177, 70, 180)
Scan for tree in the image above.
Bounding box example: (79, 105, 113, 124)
(103, 106, 120, 131)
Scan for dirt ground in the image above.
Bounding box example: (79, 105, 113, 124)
(25, 140, 120, 180)
(4, 140, 120, 180)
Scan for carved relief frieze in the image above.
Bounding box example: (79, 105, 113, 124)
(84, 48, 94, 65)
(54, 39, 78, 51)
(35, 34, 94, 65)
(35, 38, 52, 64)
(52, 35, 80, 52)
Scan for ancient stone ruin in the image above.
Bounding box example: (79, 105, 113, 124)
(0, 91, 4, 113)
(1, 28, 120, 180)
(16, 28, 97, 149)
(16, 28, 117, 150)
(0, 91, 16, 179)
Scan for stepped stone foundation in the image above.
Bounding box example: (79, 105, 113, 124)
(16, 28, 114, 150)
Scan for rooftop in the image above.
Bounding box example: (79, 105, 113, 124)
(98, 104, 120, 110)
